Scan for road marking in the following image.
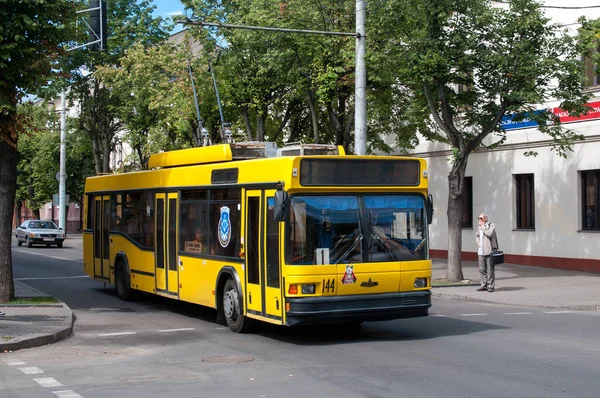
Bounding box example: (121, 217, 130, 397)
(503, 312, 532, 315)
(158, 328, 195, 332)
(34, 378, 63, 388)
(14, 250, 83, 263)
(97, 332, 137, 337)
(430, 314, 447, 317)
(53, 390, 84, 398)
(18, 367, 44, 374)
(15, 275, 89, 281)
(460, 313, 489, 316)
(543, 310, 573, 314)
(5, 360, 26, 366)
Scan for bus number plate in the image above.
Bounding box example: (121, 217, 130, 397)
(322, 279, 335, 293)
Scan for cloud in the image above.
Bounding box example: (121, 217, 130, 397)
(165, 10, 184, 17)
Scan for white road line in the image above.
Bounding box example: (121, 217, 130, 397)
(15, 275, 89, 281)
(53, 390, 84, 398)
(430, 314, 448, 317)
(543, 310, 573, 314)
(503, 312, 532, 315)
(34, 378, 63, 388)
(18, 367, 44, 374)
(98, 332, 137, 337)
(5, 360, 26, 366)
(460, 313, 489, 316)
(14, 250, 83, 263)
(158, 328, 195, 332)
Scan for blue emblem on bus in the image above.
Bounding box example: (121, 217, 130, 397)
(218, 206, 232, 247)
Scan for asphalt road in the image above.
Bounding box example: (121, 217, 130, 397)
(2, 239, 599, 398)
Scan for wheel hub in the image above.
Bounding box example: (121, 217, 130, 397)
(224, 289, 238, 319)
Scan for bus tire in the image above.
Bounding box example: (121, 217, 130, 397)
(222, 278, 252, 333)
(115, 261, 134, 301)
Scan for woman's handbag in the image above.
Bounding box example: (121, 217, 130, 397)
(491, 250, 504, 265)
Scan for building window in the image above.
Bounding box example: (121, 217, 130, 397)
(583, 46, 600, 87)
(515, 174, 535, 229)
(582, 170, 599, 230)
(462, 176, 473, 228)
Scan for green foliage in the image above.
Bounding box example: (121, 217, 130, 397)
(0, 0, 76, 118)
(95, 42, 197, 167)
(375, 0, 589, 159)
(66, 0, 172, 173)
(16, 101, 94, 209)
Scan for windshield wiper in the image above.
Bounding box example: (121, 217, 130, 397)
(334, 234, 363, 264)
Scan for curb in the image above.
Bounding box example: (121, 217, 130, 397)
(432, 291, 600, 312)
(0, 304, 75, 353)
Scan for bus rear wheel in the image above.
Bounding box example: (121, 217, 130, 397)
(115, 262, 134, 301)
(223, 278, 251, 333)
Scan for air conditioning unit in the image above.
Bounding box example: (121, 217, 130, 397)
(277, 143, 341, 157)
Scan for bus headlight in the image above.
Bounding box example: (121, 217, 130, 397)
(414, 278, 428, 288)
(302, 284, 316, 294)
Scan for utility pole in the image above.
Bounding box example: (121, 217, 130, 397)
(179, 4, 367, 154)
(355, 0, 367, 155)
(58, 92, 67, 231)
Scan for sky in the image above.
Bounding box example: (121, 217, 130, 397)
(152, 0, 186, 33)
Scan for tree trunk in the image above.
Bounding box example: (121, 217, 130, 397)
(0, 138, 18, 302)
(242, 105, 253, 141)
(445, 156, 469, 281)
(307, 90, 319, 143)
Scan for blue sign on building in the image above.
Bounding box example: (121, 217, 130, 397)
(500, 109, 547, 131)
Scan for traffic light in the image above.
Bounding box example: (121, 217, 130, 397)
(89, 0, 107, 51)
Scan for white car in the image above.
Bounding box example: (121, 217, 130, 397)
(15, 220, 65, 248)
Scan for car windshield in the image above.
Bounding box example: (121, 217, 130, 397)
(29, 221, 58, 229)
(288, 194, 428, 265)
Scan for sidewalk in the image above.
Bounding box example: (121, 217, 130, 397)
(0, 281, 74, 353)
(432, 259, 600, 311)
(1, 260, 598, 352)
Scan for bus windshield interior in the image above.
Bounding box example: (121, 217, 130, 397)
(288, 195, 428, 265)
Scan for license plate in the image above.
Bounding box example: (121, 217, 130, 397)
(43, 238, 55, 242)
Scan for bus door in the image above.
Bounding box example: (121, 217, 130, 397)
(93, 195, 110, 281)
(155, 192, 180, 297)
(244, 189, 283, 322)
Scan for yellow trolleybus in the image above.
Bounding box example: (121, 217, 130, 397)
(83, 143, 434, 332)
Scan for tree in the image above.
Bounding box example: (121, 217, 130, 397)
(182, 0, 365, 151)
(67, 0, 171, 174)
(95, 42, 197, 168)
(375, 0, 591, 280)
(0, 0, 75, 301)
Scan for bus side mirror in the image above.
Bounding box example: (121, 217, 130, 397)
(427, 194, 434, 225)
(273, 190, 289, 222)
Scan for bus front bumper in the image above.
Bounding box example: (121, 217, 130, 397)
(285, 291, 431, 326)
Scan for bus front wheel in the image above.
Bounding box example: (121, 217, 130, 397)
(115, 262, 133, 301)
(223, 279, 251, 333)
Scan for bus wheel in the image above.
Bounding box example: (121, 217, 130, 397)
(115, 262, 133, 301)
(223, 279, 251, 333)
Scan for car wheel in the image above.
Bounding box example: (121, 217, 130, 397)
(26, 237, 32, 248)
(56, 243, 63, 248)
(17, 240, 22, 247)
(222, 278, 252, 333)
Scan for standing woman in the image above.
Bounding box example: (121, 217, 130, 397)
(475, 213, 498, 292)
